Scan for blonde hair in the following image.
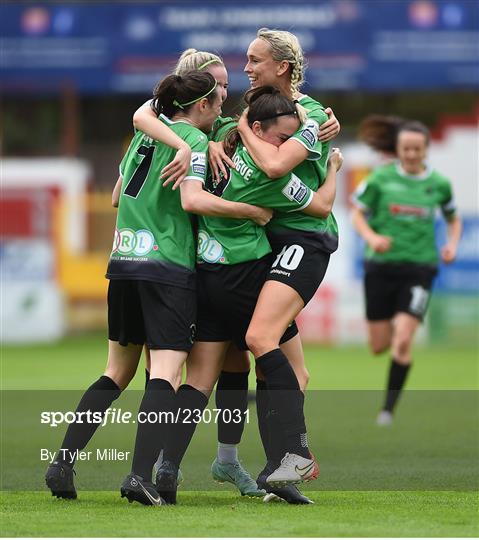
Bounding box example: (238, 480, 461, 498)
(257, 28, 306, 97)
(175, 49, 224, 76)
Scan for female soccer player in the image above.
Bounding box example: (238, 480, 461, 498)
(202, 28, 339, 489)
(45, 71, 270, 505)
(132, 46, 340, 503)
(351, 115, 462, 425)
(152, 85, 343, 505)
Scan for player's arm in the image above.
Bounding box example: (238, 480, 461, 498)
(302, 148, 342, 218)
(351, 206, 392, 253)
(132, 101, 192, 189)
(237, 113, 308, 178)
(180, 180, 272, 226)
(438, 181, 462, 263)
(112, 176, 122, 208)
(441, 214, 462, 264)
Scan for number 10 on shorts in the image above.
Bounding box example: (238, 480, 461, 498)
(272, 244, 305, 271)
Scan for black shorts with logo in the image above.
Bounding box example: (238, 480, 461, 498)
(266, 232, 331, 305)
(364, 261, 437, 322)
(108, 279, 196, 351)
(196, 255, 298, 350)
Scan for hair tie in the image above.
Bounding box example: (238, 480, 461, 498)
(198, 58, 220, 70)
(255, 110, 298, 122)
(174, 79, 218, 109)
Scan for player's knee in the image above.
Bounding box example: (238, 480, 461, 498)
(245, 328, 269, 357)
(104, 368, 134, 391)
(369, 339, 389, 355)
(392, 334, 412, 359)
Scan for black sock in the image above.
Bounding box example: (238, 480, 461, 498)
(255, 379, 272, 461)
(131, 378, 175, 481)
(145, 369, 150, 390)
(384, 359, 411, 413)
(164, 384, 208, 466)
(256, 349, 309, 459)
(216, 371, 249, 445)
(58, 375, 121, 466)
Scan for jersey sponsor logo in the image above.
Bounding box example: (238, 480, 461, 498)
(299, 119, 319, 147)
(112, 228, 156, 257)
(191, 152, 206, 176)
(282, 175, 309, 204)
(389, 203, 430, 218)
(197, 230, 225, 263)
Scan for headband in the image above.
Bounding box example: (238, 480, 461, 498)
(255, 110, 298, 122)
(173, 79, 218, 109)
(198, 58, 221, 70)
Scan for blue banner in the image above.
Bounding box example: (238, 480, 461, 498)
(1, 1, 478, 94)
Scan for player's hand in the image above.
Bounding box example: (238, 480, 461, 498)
(319, 107, 340, 142)
(208, 140, 235, 184)
(237, 109, 249, 133)
(368, 233, 392, 253)
(328, 147, 343, 171)
(441, 243, 457, 264)
(251, 206, 273, 226)
(161, 145, 192, 190)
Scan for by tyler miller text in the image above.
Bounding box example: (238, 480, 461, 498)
(41, 448, 131, 463)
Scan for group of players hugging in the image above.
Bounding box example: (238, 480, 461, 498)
(45, 28, 461, 506)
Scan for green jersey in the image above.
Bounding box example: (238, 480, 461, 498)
(197, 142, 314, 265)
(106, 115, 208, 289)
(352, 162, 457, 265)
(209, 116, 236, 142)
(266, 95, 339, 254)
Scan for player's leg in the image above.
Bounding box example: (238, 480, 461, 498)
(144, 347, 150, 389)
(46, 281, 143, 500)
(197, 262, 265, 497)
(156, 341, 228, 504)
(378, 312, 420, 424)
(246, 280, 318, 485)
(376, 269, 433, 426)
(255, 332, 314, 503)
(214, 344, 250, 475)
(368, 321, 394, 355)
(121, 281, 194, 505)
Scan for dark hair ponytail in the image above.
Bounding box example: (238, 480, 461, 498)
(359, 115, 430, 154)
(224, 86, 299, 157)
(151, 71, 217, 118)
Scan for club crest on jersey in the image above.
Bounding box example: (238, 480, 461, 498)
(282, 175, 308, 204)
(191, 152, 206, 176)
(299, 119, 319, 147)
(113, 228, 155, 256)
(197, 230, 225, 263)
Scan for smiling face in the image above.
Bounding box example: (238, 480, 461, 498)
(207, 64, 229, 103)
(244, 38, 288, 90)
(252, 114, 300, 147)
(396, 130, 428, 175)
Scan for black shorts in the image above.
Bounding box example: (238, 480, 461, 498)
(196, 256, 298, 350)
(108, 279, 196, 351)
(364, 262, 437, 322)
(266, 232, 331, 305)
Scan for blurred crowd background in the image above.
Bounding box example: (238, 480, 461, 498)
(1, 0, 478, 347)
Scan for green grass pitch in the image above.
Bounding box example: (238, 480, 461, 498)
(1, 333, 478, 537)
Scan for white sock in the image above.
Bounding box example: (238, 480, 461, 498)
(217, 443, 238, 464)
